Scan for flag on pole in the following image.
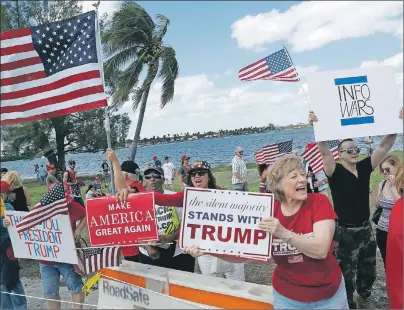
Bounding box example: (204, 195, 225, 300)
(238, 47, 299, 82)
(0, 11, 107, 125)
(254, 150, 266, 164)
(15, 183, 69, 233)
(301, 140, 340, 174)
(76, 247, 121, 275)
(262, 140, 293, 165)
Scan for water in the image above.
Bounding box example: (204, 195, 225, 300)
(1, 127, 402, 180)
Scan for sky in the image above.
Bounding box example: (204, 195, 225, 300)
(82, 1, 403, 139)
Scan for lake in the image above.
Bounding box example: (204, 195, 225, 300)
(1, 127, 402, 180)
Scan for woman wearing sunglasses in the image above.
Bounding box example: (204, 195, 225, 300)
(113, 158, 245, 281)
(373, 155, 401, 268)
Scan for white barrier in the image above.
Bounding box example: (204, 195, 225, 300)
(98, 260, 273, 309)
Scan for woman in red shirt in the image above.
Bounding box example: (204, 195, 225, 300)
(182, 155, 348, 309)
(386, 162, 403, 309)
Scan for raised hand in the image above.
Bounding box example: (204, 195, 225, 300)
(308, 110, 318, 125)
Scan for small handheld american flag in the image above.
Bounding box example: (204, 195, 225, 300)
(238, 47, 299, 82)
(16, 182, 69, 233)
(0, 11, 107, 125)
(301, 140, 340, 174)
(76, 246, 121, 275)
(254, 140, 293, 165)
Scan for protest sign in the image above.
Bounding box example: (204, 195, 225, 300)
(5, 211, 78, 264)
(307, 66, 402, 141)
(86, 193, 159, 247)
(180, 188, 274, 260)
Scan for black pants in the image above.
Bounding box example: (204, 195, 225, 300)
(376, 228, 388, 269)
(139, 245, 195, 273)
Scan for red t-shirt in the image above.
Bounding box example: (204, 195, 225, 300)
(386, 197, 403, 309)
(40, 200, 86, 265)
(0, 181, 10, 193)
(129, 181, 146, 193)
(271, 193, 341, 302)
(120, 182, 146, 258)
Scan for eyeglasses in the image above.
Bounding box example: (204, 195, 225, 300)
(340, 147, 360, 154)
(144, 174, 162, 180)
(381, 167, 391, 175)
(190, 170, 208, 177)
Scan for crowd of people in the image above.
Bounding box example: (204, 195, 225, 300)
(0, 109, 403, 309)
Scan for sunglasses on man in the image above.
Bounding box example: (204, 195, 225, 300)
(340, 147, 360, 154)
(190, 169, 209, 177)
(144, 173, 162, 180)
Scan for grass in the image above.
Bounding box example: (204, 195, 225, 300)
(23, 150, 403, 206)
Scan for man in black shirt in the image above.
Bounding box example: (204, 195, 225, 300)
(309, 110, 400, 309)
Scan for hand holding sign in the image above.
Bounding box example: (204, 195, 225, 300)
(258, 216, 288, 239)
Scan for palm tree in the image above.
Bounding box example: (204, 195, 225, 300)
(102, 1, 179, 160)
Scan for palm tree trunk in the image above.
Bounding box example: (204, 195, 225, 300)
(129, 85, 151, 161)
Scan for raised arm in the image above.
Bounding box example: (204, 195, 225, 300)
(106, 148, 127, 191)
(371, 134, 397, 170)
(308, 111, 336, 177)
(317, 141, 337, 177)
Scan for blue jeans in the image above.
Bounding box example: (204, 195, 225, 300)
(39, 175, 46, 185)
(39, 263, 83, 299)
(0, 280, 27, 309)
(273, 276, 349, 309)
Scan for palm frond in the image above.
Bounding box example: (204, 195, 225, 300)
(155, 14, 169, 40)
(131, 87, 145, 111)
(102, 1, 155, 54)
(158, 46, 179, 107)
(103, 46, 142, 79)
(111, 58, 145, 107)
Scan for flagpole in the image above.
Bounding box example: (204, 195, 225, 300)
(282, 45, 310, 105)
(94, 3, 115, 195)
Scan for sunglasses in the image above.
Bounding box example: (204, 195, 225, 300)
(340, 147, 360, 154)
(144, 174, 162, 180)
(238, 151, 244, 154)
(381, 167, 391, 175)
(190, 170, 208, 177)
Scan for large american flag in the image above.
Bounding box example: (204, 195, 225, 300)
(259, 140, 293, 165)
(254, 150, 266, 164)
(15, 182, 68, 233)
(0, 11, 107, 125)
(238, 48, 299, 82)
(76, 247, 121, 275)
(301, 140, 340, 174)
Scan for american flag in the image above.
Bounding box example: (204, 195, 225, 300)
(301, 140, 340, 174)
(0, 11, 107, 125)
(15, 182, 68, 233)
(262, 140, 293, 165)
(76, 247, 121, 275)
(238, 48, 299, 82)
(254, 150, 266, 164)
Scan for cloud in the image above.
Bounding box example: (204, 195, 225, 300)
(296, 65, 320, 77)
(81, 1, 119, 17)
(121, 75, 309, 138)
(360, 52, 403, 69)
(231, 1, 403, 52)
(224, 68, 234, 76)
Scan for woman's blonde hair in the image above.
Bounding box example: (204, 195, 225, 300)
(2, 171, 23, 189)
(266, 155, 305, 201)
(395, 162, 403, 197)
(379, 154, 401, 174)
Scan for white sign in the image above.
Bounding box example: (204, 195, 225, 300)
(5, 211, 78, 264)
(180, 188, 274, 260)
(98, 278, 212, 309)
(307, 66, 402, 141)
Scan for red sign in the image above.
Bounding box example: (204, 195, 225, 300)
(86, 193, 159, 247)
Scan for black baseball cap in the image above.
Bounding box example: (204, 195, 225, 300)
(144, 166, 164, 176)
(121, 161, 140, 174)
(0, 168, 8, 173)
